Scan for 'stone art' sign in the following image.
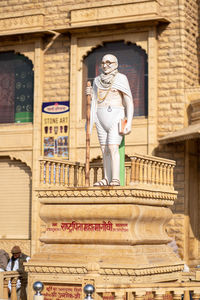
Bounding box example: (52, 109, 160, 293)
(42, 101, 70, 159)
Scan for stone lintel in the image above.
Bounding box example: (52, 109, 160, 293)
(0, 14, 50, 37)
(69, 2, 170, 28)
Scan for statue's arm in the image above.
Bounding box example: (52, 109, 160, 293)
(123, 93, 134, 135)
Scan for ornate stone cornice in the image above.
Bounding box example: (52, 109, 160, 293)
(25, 265, 87, 274)
(100, 265, 183, 276)
(37, 187, 177, 206)
(25, 263, 183, 277)
(70, 1, 169, 29)
(0, 13, 44, 36)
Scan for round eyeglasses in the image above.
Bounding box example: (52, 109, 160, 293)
(101, 61, 116, 66)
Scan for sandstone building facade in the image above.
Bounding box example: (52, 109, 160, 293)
(0, 0, 199, 270)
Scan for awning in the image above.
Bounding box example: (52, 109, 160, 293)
(159, 123, 200, 144)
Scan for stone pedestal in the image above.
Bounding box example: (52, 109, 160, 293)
(26, 186, 184, 299)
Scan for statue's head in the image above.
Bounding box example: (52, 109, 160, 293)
(101, 54, 118, 74)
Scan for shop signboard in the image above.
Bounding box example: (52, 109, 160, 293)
(42, 101, 69, 159)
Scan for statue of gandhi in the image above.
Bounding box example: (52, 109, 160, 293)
(87, 54, 134, 186)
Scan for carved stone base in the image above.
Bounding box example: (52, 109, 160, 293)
(27, 243, 183, 279)
(26, 244, 183, 299)
(27, 187, 184, 297)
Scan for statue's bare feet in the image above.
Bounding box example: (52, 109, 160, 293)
(93, 178, 109, 186)
(109, 179, 120, 186)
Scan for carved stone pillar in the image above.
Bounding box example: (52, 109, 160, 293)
(11, 277, 18, 300)
(3, 277, 9, 299)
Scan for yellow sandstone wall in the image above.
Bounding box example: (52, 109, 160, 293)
(157, 0, 200, 264)
(0, 0, 199, 264)
(158, 0, 199, 138)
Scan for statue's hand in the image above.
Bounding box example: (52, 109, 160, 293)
(123, 123, 131, 135)
(86, 86, 93, 96)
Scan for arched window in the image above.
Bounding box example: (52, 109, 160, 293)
(0, 52, 34, 124)
(82, 41, 148, 118)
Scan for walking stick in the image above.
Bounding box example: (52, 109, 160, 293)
(85, 81, 91, 186)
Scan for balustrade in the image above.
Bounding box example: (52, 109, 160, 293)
(39, 154, 175, 189)
(39, 158, 85, 187)
(129, 154, 175, 189)
(0, 271, 20, 300)
(97, 280, 200, 300)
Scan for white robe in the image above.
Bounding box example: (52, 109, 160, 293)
(90, 72, 133, 134)
(6, 256, 30, 290)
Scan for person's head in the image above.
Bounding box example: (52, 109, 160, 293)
(101, 54, 118, 74)
(11, 246, 21, 260)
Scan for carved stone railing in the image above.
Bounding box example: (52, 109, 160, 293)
(0, 271, 20, 300)
(39, 158, 85, 187)
(97, 284, 200, 300)
(27, 269, 200, 300)
(96, 271, 200, 300)
(89, 155, 175, 188)
(39, 154, 175, 190)
(129, 154, 175, 188)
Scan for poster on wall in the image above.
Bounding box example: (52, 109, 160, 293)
(42, 101, 69, 159)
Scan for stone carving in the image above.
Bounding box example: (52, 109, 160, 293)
(78, 37, 147, 72)
(24, 263, 183, 280)
(86, 263, 100, 273)
(8, 151, 32, 169)
(70, 2, 160, 26)
(37, 188, 177, 203)
(0, 14, 44, 33)
(25, 265, 87, 274)
(0, 240, 30, 257)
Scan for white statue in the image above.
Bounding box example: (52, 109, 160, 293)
(87, 54, 134, 186)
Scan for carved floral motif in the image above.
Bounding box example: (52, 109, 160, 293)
(25, 263, 183, 277)
(0, 240, 30, 256)
(0, 14, 44, 33)
(37, 188, 177, 204)
(70, 2, 160, 26)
